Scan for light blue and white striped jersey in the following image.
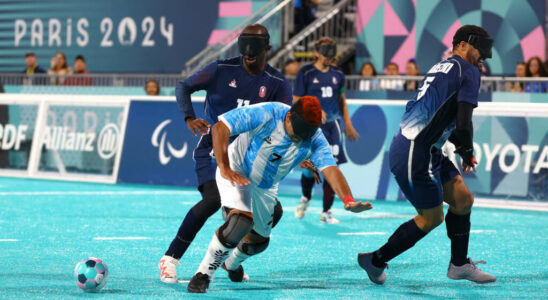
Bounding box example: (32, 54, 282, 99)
(218, 102, 336, 189)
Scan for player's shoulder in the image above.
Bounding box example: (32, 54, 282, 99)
(445, 55, 479, 79)
(329, 66, 345, 76)
(216, 56, 241, 68)
(299, 63, 316, 76)
(264, 64, 288, 83)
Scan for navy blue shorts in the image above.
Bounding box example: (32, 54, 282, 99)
(193, 134, 217, 187)
(388, 132, 460, 209)
(320, 119, 347, 165)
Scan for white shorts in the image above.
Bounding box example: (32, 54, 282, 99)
(215, 168, 278, 237)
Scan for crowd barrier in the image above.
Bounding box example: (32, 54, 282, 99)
(0, 94, 546, 202)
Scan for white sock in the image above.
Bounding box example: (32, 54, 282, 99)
(196, 234, 232, 278)
(224, 247, 251, 271)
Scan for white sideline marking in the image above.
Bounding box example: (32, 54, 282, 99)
(337, 232, 387, 236)
(474, 198, 548, 212)
(0, 191, 195, 196)
(470, 230, 496, 234)
(0, 239, 19, 242)
(93, 237, 151, 240)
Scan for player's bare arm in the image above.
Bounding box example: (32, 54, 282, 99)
(321, 166, 372, 212)
(338, 93, 359, 141)
(299, 159, 321, 183)
(211, 122, 250, 186)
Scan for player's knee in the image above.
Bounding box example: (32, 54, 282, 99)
(238, 231, 270, 255)
(192, 180, 221, 219)
(421, 213, 444, 232)
(271, 200, 283, 228)
(217, 211, 254, 248)
(453, 192, 474, 214)
(462, 192, 474, 211)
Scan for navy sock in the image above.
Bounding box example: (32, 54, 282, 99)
(165, 181, 221, 259)
(322, 181, 335, 212)
(301, 173, 315, 200)
(165, 209, 205, 259)
(445, 210, 471, 266)
(372, 219, 427, 268)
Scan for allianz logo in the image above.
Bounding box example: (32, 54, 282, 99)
(151, 120, 188, 165)
(41, 124, 120, 160)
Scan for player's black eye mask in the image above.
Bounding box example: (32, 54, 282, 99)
(289, 110, 319, 141)
(467, 34, 493, 60)
(238, 33, 269, 57)
(315, 44, 337, 59)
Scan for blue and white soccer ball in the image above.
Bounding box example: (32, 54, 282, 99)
(74, 257, 108, 292)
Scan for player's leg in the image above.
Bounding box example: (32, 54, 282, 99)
(319, 120, 346, 223)
(160, 136, 219, 283)
(223, 199, 282, 281)
(188, 170, 254, 293)
(359, 136, 441, 284)
(296, 169, 315, 219)
(441, 158, 495, 283)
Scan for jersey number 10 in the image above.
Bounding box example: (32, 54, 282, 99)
(321, 86, 333, 98)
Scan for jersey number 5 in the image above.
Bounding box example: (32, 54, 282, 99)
(417, 76, 435, 100)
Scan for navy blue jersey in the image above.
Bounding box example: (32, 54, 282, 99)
(176, 56, 293, 125)
(400, 55, 480, 148)
(293, 64, 346, 122)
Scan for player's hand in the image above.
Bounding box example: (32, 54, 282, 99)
(299, 159, 321, 183)
(455, 147, 477, 174)
(345, 125, 360, 142)
(186, 117, 210, 136)
(462, 155, 477, 175)
(219, 166, 250, 186)
(344, 201, 373, 213)
(321, 110, 327, 124)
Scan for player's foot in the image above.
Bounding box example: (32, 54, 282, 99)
(295, 196, 311, 219)
(320, 209, 340, 224)
(187, 272, 210, 293)
(358, 252, 387, 285)
(221, 263, 250, 282)
(447, 258, 496, 283)
(158, 255, 180, 283)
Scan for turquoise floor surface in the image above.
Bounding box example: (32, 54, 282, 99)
(0, 177, 547, 299)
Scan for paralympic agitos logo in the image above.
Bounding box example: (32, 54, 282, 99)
(151, 120, 188, 165)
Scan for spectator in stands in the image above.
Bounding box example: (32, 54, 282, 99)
(23, 52, 47, 74)
(524, 56, 547, 93)
(380, 62, 404, 91)
(48, 51, 72, 85)
(64, 55, 92, 86)
(23, 52, 47, 85)
(145, 79, 160, 96)
(403, 59, 420, 91)
(358, 62, 379, 91)
(505, 62, 526, 92)
(283, 59, 300, 76)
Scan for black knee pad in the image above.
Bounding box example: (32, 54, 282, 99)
(238, 237, 270, 256)
(191, 180, 221, 219)
(271, 199, 283, 228)
(217, 211, 254, 248)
